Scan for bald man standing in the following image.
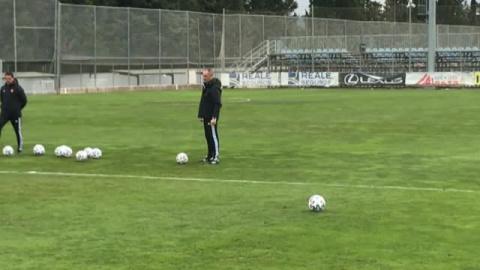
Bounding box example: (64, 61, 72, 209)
(198, 69, 222, 165)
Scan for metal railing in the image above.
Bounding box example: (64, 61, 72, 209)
(233, 40, 278, 72)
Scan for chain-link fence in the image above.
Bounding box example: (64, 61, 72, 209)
(0, 0, 56, 93)
(0, 0, 56, 73)
(2, 1, 480, 90)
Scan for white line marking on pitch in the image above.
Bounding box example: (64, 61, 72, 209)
(0, 170, 479, 194)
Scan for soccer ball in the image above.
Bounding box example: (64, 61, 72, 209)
(64, 146, 73, 158)
(84, 147, 94, 158)
(33, 144, 46, 156)
(55, 145, 72, 158)
(75, 150, 88, 162)
(2, 146, 14, 156)
(308, 195, 326, 212)
(91, 148, 102, 159)
(55, 146, 66, 157)
(54, 146, 62, 157)
(176, 152, 188, 165)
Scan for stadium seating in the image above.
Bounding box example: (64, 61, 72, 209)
(266, 43, 480, 73)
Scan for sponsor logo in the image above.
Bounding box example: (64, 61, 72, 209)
(229, 72, 272, 87)
(289, 72, 337, 86)
(288, 72, 300, 85)
(416, 73, 465, 85)
(344, 74, 360, 86)
(343, 73, 404, 86)
(229, 73, 240, 87)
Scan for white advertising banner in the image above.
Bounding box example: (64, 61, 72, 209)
(287, 72, 339, 87)
(406, 72, 475, 86)
(228, 72, 279, 87)
(221, 72, 339, 88)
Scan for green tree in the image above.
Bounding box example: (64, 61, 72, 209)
(469, 0, 478, 24)
(308, 0, 382, 21)
(437, 0, 468, 25)
(245, 0, 298, 15)
(60, 0, 298, 14)
(383, 0, 404, 22)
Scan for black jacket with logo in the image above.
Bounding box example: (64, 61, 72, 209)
(198, 78, 222, 120)
(1, 82, 28, 119)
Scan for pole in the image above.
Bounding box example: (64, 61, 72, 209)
(239, 15, 242, 59)
(55, 1, 62, 91)
(13, 0, 17, 73)
(94, 6, 97, 87)
(54, 0, 57, 79)
(186, 11, 190, 72)
(427, 0, 436, 72)
(159, 9, 162, 84)
(312, 5, 314, 37)
(262, 15, 265, 42)
(221, 9, 225, 72)
(409, 4, 412, 72)
(127, 8, 131, 86)
(213, 14, 216, 68)
(198, 18, 201, 68)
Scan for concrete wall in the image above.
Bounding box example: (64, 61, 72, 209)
(60, 73, 190, 88)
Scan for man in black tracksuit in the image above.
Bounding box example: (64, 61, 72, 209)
(0, 73, 27, 154)
(198, 69, 222, 165)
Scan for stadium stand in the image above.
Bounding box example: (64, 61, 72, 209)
(233, 34, 480, 74)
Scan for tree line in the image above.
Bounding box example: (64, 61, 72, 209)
(308, 0, 478, 25)
(60, 0, 298, 15)
(61, 0, 479, 25)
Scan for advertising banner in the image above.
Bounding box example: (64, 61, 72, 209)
(340, 73, 406, 87)
(287, 72, 339, 87)
(229, 72, 276, 87)
(406, 72, 474, 86)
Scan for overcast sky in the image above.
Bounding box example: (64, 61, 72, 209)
(296, 0, 386, 15)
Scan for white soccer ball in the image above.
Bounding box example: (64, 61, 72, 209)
(55, 145, 72, 158)
(308, 195, 326, 212)
(75, 150, 88, 162)
(54, 146, 63, 157)
(84, 147, 94, 158)
(176, 152, 188, 165)
(33, 144, 46, 156)
(91, 148, 102, 159)
(2, 146, 15, 156)
(64, 146, 73, 158)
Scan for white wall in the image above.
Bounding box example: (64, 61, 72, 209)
(60, 73, 189, 88)
(18, 77, 56, 94)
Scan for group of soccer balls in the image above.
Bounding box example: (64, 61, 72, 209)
(53, 145, 102, 161)
(4, 146, 325, 212)
(2, 144, 102, 161)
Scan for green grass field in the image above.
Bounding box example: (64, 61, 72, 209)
(1, 89, 480, 270)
